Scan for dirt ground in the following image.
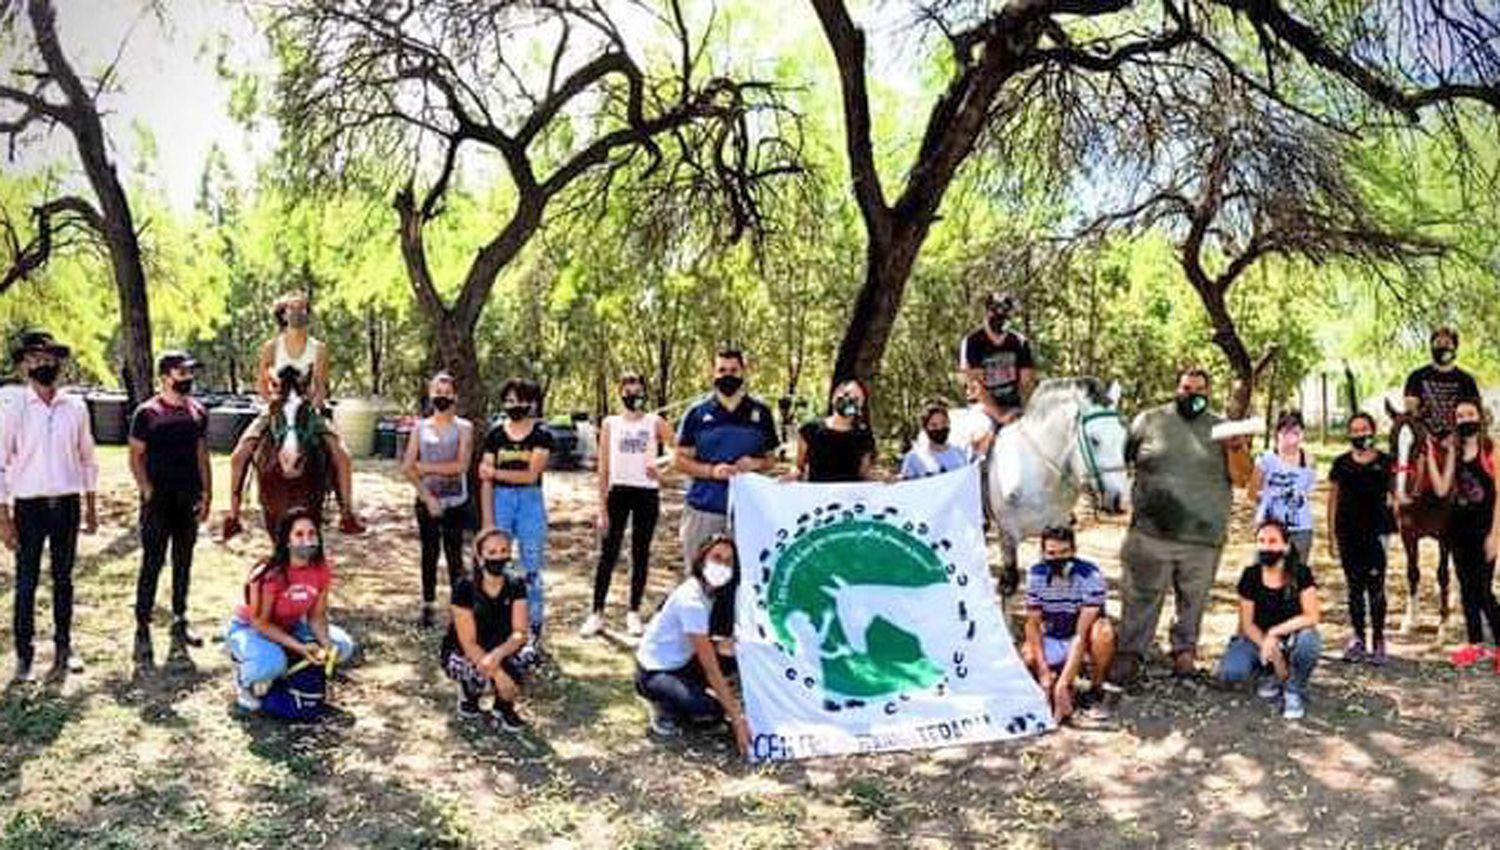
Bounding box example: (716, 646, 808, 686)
(2, 447, 1498, 849)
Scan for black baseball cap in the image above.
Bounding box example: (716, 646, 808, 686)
(156, 350, 199, 374)
(10, 330, 71, 364)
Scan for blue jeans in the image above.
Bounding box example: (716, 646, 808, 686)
(1217, 630, 1322, 697)
(225, 619, 356, 688)
(492, 486, 547, 636)
(635, 663, 722, 723)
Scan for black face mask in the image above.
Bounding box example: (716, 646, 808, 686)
(1457, 421, 1481, 438)
(714, 374, 744, 397)
(1432, 346, 1456, 366)
(926, 427, 950, 446)
(481, 557, 511, 577)
(834, 396, 861, 418)
(431, 396, 455, 412)
(622, 393, 647, 412)
(1256, 548, 1284, 567)
(29, 364, 59, 387)
(505, 403, 531, 420)
(1350, 435, 1373, 451)
(1044, 556, 1072, 575)
(1175, 392, 1208, 420)
(171, 378, 194, 395)
(986, 311, 1009, 333)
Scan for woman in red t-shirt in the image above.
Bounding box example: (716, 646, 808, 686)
(225, 507, 356, 711)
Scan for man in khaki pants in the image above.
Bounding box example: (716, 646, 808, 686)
(1115, 367, 1252, 682)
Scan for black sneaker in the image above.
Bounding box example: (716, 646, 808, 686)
(418, 604, 436, 630)
(491, 702, 527, 733)
(456, 686, 480, 718)
(171, 618, 204, 648)
(134, 626, 154, 665)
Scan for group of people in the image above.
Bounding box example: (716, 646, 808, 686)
(2, 290, 1497, 752)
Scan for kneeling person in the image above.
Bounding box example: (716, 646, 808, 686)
(1022, 525, 1115, 723)
(634, 535, 748, 755)
(442, 528, 531, 732)
(1216, 519, 1323, 721)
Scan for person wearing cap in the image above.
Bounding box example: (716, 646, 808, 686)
(225, 291, 364, 536)
(128, 351, 212, 661)
(957, 292, 1037, 431)
(0, 331, 98, 681)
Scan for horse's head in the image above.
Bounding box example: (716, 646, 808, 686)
(1069, 380, 1131, 514)
(1386, 397, 1432, 499)
(270, 365, 308, 479)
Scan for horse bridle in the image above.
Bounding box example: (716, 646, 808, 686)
(1014, 405, 1127, 494)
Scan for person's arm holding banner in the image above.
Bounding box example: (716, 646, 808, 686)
(691, 631, 749, 755)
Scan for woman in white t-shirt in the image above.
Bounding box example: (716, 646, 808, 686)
(634, 535, 748, 754)
(582, 373, 676, 638)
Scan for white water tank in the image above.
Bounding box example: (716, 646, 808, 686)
(333, 397, 383, 458)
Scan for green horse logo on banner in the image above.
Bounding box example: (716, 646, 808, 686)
(756, 503, 978, 710)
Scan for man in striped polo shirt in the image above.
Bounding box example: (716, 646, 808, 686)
(1021, 525, 1116, 724)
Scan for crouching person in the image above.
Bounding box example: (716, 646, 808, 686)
(1217, 519, 1323, 720)
(634, 535, 748, 755)
(1021, 525, 1115, 724)
(225, 508, 356, 711)
(441, 528, 531, 732)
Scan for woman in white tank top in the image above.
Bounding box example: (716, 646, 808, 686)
(582, 373, 676, 637)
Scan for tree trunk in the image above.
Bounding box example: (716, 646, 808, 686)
(433, 311, 483, 421)
(832, 226, 928, 385)
(28, 0, 152, 403)
(366, 305, 383, 397)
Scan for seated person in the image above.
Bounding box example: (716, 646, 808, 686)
(225, 292, 363, 537)
(441, 528, 531, 732)
(1021, 525, 1114, 723)
(634, 535, 748, 755)
(900, 397, 971, 479)
(224, 508, 356, 711)
(1216, 519, 1323, 721)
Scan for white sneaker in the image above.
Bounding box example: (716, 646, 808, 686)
(1282, 691, 1306, 720)
(1256, 677, 1282, 700)
(580, 613, 604, 637)
(236, 684, 262, 712)
(626, 611, 644, 637)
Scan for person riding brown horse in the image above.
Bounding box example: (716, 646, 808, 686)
(223, 366, 333, 540)
(1387, 402, 1453, 642)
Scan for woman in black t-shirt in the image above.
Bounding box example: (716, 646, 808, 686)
(1428, 397, 1500, 660)
(788, 379, 876, 483)
(442, 528, 532, 731)
(1216, 520, 1323, 721)
(479, 377, 554, 645)
(1327, 412, 1396, 665)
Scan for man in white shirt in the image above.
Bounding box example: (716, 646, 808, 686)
(0, 331, 99, 681)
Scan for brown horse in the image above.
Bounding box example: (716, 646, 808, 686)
(230, 368, 332, 539)
(1387, 403, 1453, 641)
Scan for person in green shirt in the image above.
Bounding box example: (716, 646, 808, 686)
(1116, 366, 1251, 682)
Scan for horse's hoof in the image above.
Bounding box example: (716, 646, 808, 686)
(221, 517, 243, 541)
(1435, 619, 1450, 647)
(339, 515, 367, 535)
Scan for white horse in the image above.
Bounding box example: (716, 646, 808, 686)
(986, 378, 1132, 593)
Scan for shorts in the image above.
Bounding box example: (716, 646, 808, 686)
(1043, 636, 1076, 670)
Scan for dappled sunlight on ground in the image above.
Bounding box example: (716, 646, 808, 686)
(1, 446, 1498, 847)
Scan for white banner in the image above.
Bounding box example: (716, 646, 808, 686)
(730, 466, 1053, 763)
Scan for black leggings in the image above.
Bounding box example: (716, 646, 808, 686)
(593, 486, 660, 613)
(1445, 523, 1500, 645)
(1338, 533, 1387, 643)
(137, 489, 201, 624)
(417, 502, 466, 604)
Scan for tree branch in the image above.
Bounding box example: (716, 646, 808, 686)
(809, 0, 888, 234)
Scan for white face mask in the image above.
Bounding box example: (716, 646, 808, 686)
(702, 560, 734, 589)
